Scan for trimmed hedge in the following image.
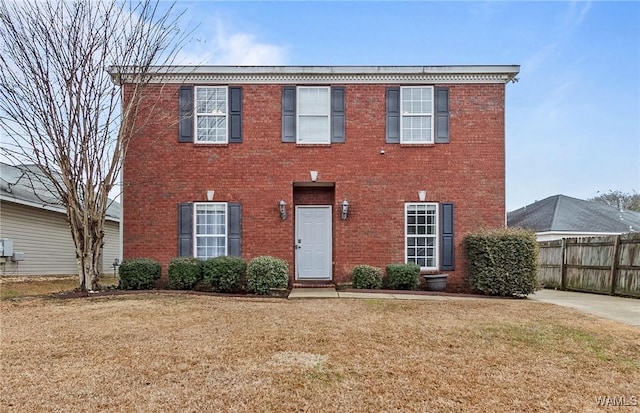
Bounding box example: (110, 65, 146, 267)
(202, 256, 247, 293)
(385, 263, 420, 290)
(167, 258, 202, 290)
(351, 265, 383, 289)
(118, 258, 161, 290)
(464, 228, 539, 297)
(247, 256, 289, 295)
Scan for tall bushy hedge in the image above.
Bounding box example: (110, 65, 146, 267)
(385, 263, 420, 290)
(202, 256, 247, 292)
(247, 256, 289, 295)
(464, 228, 539, 297)
(118, 258, 161, 290)
(351, 265, 383, 289)
(167, 258, 202, 290)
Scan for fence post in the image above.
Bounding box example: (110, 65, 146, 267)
(609, 235, 621, 295)
(560, 238, 567, 290)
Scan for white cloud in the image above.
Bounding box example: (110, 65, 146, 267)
(566, 1, 592, 31)
(176, 16, 287, 65)
(519, 1, 591, 78)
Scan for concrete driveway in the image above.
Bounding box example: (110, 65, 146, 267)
(528, 289, 640, 327)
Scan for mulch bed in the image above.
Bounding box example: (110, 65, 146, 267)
(49, 288, 269, 300)
(48, 286, 514, 300)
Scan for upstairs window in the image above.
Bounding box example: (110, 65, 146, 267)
(400, 86, 434, 144)
(297, 86, 331, 144)
(195, 86, 228, 143)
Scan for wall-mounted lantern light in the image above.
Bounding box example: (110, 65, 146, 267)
(418, 190, 427, 202)
(207, 190, 215, 201)
(279, 200, 287, 220)
(112, 258, 120, 276)
(341, 200, 349, 220)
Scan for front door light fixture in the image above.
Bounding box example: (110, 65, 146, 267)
(341, 200, 349, 220)
(279, 200, 287, 220)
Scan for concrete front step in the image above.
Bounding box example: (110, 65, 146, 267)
(288, 287, 338, 299)
(292, 281, 335, 289)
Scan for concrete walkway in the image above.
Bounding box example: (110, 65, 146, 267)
(528, 289, 640, 327)
(288, 288, 640, 327)
(289, 288, 483, 301)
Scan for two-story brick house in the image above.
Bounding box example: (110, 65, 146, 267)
(111, 65, 519, 291)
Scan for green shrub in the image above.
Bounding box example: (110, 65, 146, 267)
(351, 265, 383, 289)
(118, 258, 161, 290)
(167, 257, 202, 290)
(247, 256, 289, 295)
(385, 263, 420, 290)
(202, 256, 247, 292)
(464, 228, 539, 297)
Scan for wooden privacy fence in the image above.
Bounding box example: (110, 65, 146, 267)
(538, 232, 640, 297)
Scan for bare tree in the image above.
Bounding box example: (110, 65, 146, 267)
(590, 190, 640, 213)
(0, 0, 186, 290)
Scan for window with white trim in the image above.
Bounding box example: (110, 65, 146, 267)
(195, 86, 228, 143)
(297, 86, 330, 144)
(405, 203, 438, 269)
(194, 203, 227, 259)
(401, 86, 434, 143)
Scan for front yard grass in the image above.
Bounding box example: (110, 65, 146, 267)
(0, 275, 118, 299)
(0, 294, 638, 412)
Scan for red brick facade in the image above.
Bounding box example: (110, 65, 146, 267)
(119, 66, 518, 291)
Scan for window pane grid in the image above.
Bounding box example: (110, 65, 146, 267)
(405, 203, 438, 269)
(402, 115, 432, 142)
(195, 87, 227, 143)
(402, 87, 432, 114)
(400, 87, 433, 143)
(197, 115, 226, 142)
(196, 87, 226, 115)
(195, 203, 226, 259)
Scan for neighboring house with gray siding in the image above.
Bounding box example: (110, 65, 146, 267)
(0, 162, 120, 276)
(507, 194, 640, 241)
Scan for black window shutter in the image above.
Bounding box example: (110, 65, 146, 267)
(228, 87, 242, 143)
(178, 86, 193, 143)
(434, 87, 450, 144)
(282, 87, 296, 142)
(440, 203, 454, 271)
(227, 202, 242, 257)
(331, 87, 345, 143)
(178, 203, 193, 257)
(385, 87, 400, 143)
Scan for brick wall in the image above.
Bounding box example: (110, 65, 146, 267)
(122, 82, 506, 291)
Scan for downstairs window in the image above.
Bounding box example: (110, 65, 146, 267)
(405, 203, 439, 270)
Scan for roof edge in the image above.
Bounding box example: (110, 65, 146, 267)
(1, 194, 121, 223)
(108, 65, 520, 85)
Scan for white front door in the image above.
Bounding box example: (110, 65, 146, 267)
(295, 206, 332, 280)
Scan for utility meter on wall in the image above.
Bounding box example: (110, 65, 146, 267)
(0, 239, 14, 257)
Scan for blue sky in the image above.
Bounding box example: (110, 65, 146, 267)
(176, 1, 640, 211)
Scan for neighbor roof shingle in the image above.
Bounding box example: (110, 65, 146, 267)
(0, 162, 120, 220)
(507, 194, 640, 233)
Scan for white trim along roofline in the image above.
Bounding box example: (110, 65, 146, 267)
(108, 65, 520, 85)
